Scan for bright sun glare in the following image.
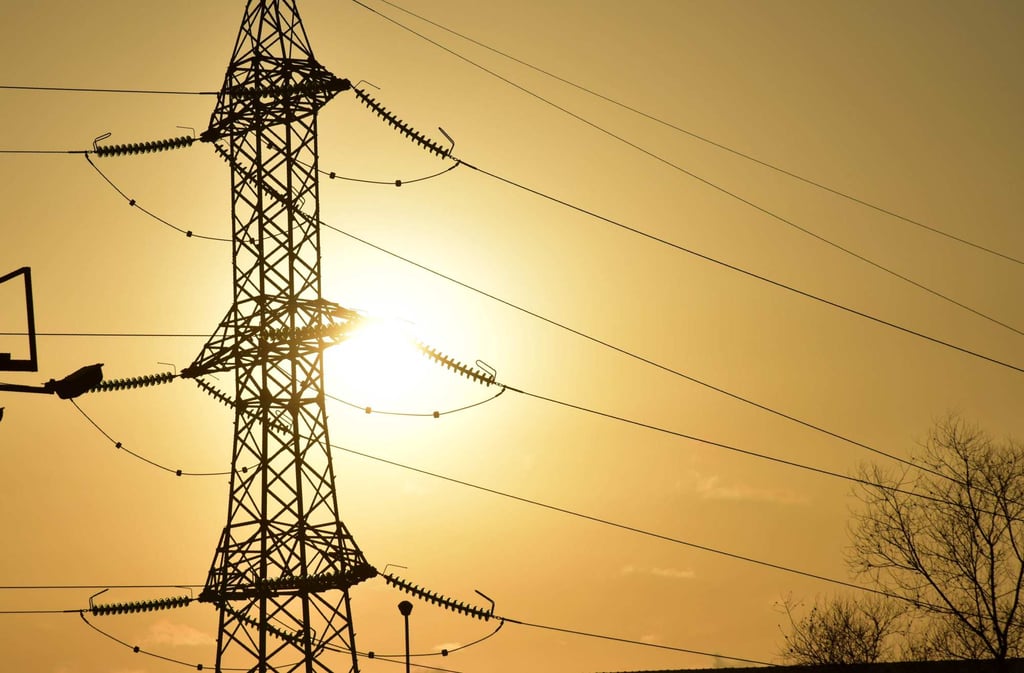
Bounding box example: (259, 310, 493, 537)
(324, 316, 435, 411)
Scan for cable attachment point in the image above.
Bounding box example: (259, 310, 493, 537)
(93, 134, 196, 157)
(351, 87, 451, 159)
(92, 132, 112, 151)
(381, 573, 493, 621)
(87, 371, 177, 393)
(475, 360, 497, 381)
(438, 127, 455, 157)
(415, 341, 496, 386)
(266, 320, 356, 344)
(90, 594, 192, 616)
(474, 589, 496, 616)
(192, 377, 236, 410)
(88, 588, 109, 612)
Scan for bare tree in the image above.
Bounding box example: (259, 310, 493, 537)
(778, 593, 905, 665)
(849, 416, 1024, 660)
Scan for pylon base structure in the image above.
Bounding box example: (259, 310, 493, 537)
(183, 2, 374, 671)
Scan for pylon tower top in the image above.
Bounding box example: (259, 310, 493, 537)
(201, 0, 350, 143)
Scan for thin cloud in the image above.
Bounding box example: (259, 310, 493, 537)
(435, 641, 463, 652)
(621, 565, 696, 580)
(690, 473, 807, 505)
(142, 619, 215, 647)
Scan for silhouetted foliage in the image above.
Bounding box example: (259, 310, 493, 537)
(779, 593, 906, 665)
(849, 416, 1024, 660)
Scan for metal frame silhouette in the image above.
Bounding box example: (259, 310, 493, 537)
(183, 2, 373, 670)
(0, 267, 38, 372)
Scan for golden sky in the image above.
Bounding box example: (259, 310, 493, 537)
(1, 1, 1021, 672)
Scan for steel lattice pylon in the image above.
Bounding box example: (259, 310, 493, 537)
(182, 1, 374, 671)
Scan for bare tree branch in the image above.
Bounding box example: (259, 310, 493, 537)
(848, 416, 1024, 660)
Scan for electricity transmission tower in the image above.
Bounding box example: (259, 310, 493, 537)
(181, 1, 374, 670)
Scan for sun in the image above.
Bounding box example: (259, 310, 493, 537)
(323, 315, 436, 412)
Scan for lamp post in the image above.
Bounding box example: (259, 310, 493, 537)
(398, 600, 413, 673)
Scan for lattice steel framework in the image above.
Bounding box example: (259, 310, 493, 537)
(182, 2, 373, 671)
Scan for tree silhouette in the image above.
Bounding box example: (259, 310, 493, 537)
(849, 416, 1024, 660)
(778, 593, 905, 665)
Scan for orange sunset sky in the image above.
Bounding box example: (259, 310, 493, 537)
(1, 1, 1021, 672)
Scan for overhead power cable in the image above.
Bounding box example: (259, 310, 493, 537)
(326, 387, 506, 418)
(83, 154, 229, 242)
(332, 442, 940, 611)
(77, 118, 1024, 377)
(321, 162, 461, 186)
(80, 607, 415, 673)
(345, 649, 464, 673)
(349, 6, 1022, 337)
(407, 338, 983, 501)
(0, 148, 88, 155)
(342, 88, 1024, 370)
(381, 570, 802, 666)
(2, 597, 193, 614)
(72, 353, 992, 518)
(0, 331, 209, 338)
(69, 399, 236, 477)
(18, 579, 768, 669)
(0, 584, 203, 591)
(41, 156, 1015, 485)
(316, 217, 1022, 471)
(52, 376, 940, 605)
(372, 0, 1024, 266)
(260, 179, 1020, 486)
(414, 338, 1024, 515)
(71, 146, 1014, 483)
(458, 161, 1024, 369)
(2, 140, 460, 188)
(0, 84, 216, 95)
(2, 133, 197, 157)
(408, 335, 1024, 515)
(20, 393, 954, 625)
(367, 615, 504, 657)
(498, 385, 971, 512)
(366, 0, 1024, 268)
(78, 611, 244, 671)
(507, 618, 772, 666)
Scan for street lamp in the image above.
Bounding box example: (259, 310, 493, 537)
(0, 363, 104, 399)
(398, 600, 413, 673)
(0, 363, 104, 422)
(1, 267, 104, 422)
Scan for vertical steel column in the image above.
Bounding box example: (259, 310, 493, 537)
(185, 2, 372, 671)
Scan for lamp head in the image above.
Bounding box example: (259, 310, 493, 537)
(48, 363, 104, 399)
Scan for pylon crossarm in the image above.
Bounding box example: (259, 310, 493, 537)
(200, 565, 378, 603)
(184, 307, 361, 380)
(202, 63, 349, 142)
